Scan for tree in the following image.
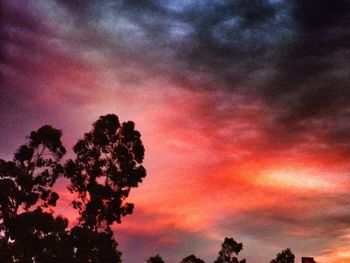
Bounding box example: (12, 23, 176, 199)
(0, 125, 69, 262)
(0, 114, 146, 262)
(69, 225, 121, 262)
(214, 237, 246, 263)
(181, 254, 206, 263)
(270, 248, 295, 263)
(65, 114, 146, 230)
(2, 208, 71, 262)
(147, 254, 165, 263)
(64, 114, 146, 262)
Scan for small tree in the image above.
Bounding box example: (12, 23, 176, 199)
(270, 248, 295, 263)
(181, 254, 206, 263)
(214, 237, 246, 263)
(147, 254, 165, 263)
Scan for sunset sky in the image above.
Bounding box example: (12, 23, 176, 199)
(1, 0, 350, 262)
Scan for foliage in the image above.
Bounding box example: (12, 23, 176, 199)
(181, 254, 206, 263)
(0, 114, 146, 262)
(0, 125, 69, 262)
(0, 125, 65, 218)
(69, 226, 121, 262)
(147, 254, 166, 263)
(0, 207, 70, 262)
(0, 114, 299, 263)
(214, 237, 246, 263)
(270, 248, 295, 263)
(65, 114, 146, 230)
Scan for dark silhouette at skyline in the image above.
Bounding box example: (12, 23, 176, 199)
(65, 114, 146, 229)
(270, 248, 295, 263)
(181, 254, 207, 263)
(0, 114, 145, 262)
(301, 257, 316, 263)
(0, 115, 320, 263)
(147, 254, 166, 263)
(0, 125, 68, 262)
(214, 237, 246, 263)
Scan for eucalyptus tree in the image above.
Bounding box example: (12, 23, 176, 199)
(0, 114, 146, 262)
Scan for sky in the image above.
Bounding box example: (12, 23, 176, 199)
(1, 0, 350, 262)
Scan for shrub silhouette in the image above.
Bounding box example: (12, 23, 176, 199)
(147, 254, 165, 263)
(214, 237, 246, 263)
(181, 254, 206, 263)
(270, 248, 295, 263)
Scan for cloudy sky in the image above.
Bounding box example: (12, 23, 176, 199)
(1, 0, 350, 262)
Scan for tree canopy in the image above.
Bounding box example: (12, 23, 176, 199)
(147, 254, 166, 263)
(181, 254, 206, 263)
(214, 237, 246, 263)
(270, 248, 295, 263)
(0, 114, 306, 262)
(0, 114, 146, 262)
(0, 125, 68, 262)
(65, 114, 146, 230)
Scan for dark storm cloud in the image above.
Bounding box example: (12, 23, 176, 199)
(4, 0, 350, 103)
(266, 0, 350, 109)
(54, 0, 350, 153)
(52, 0, 290, 89)
(1, 0, 349, 172)
(262, 0, 350, 155)
(1, 0, 288, 92)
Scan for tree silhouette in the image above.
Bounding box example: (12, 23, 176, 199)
(147, 254, 165, 263)
(2, 208, 71, 262)
(68, 225, 121, 262)
(181, 254, 206, 263)
(214, 237, 246, 263)
(270, 248, 295, 263)
(65, 114, 146, 230)
(0, 114, 146, 262)
(64, 114, 145, 261)
(0, 125, 68, 262)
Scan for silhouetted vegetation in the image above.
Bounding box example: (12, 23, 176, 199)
(0, 114, 309, 263)
(65, 114, 146, 230)
(181, 254, 206, 263)
(214, 237, 246, 263)
(0, 125, 68, 262)
(0, 114, 145, 262)
(270, 248, 295, 263)
(147, 254, 166, 263)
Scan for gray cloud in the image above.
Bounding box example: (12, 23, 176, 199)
(50, 0, 350, 156)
